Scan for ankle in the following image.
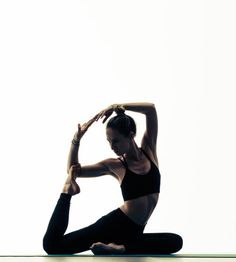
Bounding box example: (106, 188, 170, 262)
(60, 193, 72, 201)
(62, 188, 72, 195)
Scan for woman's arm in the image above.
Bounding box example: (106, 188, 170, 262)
(67, 115, 98, 173)
(119, 102, 156, 115)
(69, 158, 118, 180)
(98, 102, 158, 151)
(121, 102, 158, 151)
(67, 138, 80, 174)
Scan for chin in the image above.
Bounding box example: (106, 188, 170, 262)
(114, 150, 121, 156)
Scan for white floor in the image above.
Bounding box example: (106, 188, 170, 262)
(1, 255, 236, 262)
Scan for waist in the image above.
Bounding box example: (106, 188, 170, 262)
(120, 193, 159, 225)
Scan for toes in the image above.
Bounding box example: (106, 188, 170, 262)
(90, 242, 109, 255)
(90, 242, 102, 249)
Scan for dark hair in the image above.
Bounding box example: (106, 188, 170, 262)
(106, 114, 136, 137)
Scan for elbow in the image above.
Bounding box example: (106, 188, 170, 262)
(147, 103, 156, 114)
(150, 103, 156, 110)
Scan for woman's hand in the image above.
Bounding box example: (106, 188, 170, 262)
(69, 163, 81, 178)
(73, 114, 98, 142)
(97, 104, 125, 123)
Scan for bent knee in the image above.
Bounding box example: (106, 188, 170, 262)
(43, 236, 61, 255)
(43, 237, 74, 255)
(43, 241, 56, 255)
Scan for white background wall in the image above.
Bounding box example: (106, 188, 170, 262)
(0, 0, 236, 255)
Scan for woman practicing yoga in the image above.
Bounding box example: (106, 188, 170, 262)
(43, 102, 183, 255)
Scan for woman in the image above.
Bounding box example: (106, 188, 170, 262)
(43, 102, 183, 255)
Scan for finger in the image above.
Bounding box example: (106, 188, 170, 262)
(93, 113, 100, 120)
(96, 111, 104, 119)
(95, 114, 102, 122)
(102, 115, 109, 124)
(94, 113, 100, 121)
(97, 112, 104, 120)
(102, 110, 113, 123)
(83, 117, 96, 131)
(98, 112, 105, 120)
(94, 114, 99, 121)
(95, 114, 102, 121)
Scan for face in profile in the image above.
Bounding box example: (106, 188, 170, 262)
(106, 128, 131, 156)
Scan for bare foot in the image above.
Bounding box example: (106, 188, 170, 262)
(90, 242, 125, 255)
(62, 172, 80, 196)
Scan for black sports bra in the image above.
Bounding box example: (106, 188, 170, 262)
(119, 148, 161, 201)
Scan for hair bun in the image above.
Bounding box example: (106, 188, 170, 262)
(115, 106, 125, 115)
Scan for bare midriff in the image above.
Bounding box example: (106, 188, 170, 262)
(119, 192, 159, 226)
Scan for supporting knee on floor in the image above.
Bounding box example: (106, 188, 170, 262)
(43, 236, 61, 255)
(43, 240, 55, 254)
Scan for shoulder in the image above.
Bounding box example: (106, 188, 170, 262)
(141, 144, 159, 167)
(100, 157, 122, 167)
(101, 157, 126, 181)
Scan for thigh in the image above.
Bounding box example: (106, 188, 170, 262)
(142, 232, 182, 243)
(138, 232, 183, 254)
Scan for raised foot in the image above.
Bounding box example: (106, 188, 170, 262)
(90, 242, 125, 255)
(62, 172, 80, 196)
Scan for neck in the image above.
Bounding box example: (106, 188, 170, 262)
(124, 142, 142, 161)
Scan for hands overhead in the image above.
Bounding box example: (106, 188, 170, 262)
(96, 104, 125, 123)
(73, 104, 125, 142)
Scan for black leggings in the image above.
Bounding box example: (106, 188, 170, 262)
(43, 193, 183, 255)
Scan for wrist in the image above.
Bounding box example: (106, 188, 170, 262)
(111, 104, 118, 110)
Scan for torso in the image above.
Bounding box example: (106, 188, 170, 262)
(111, 147, 160, 225)
(119, 192, 159, 225)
